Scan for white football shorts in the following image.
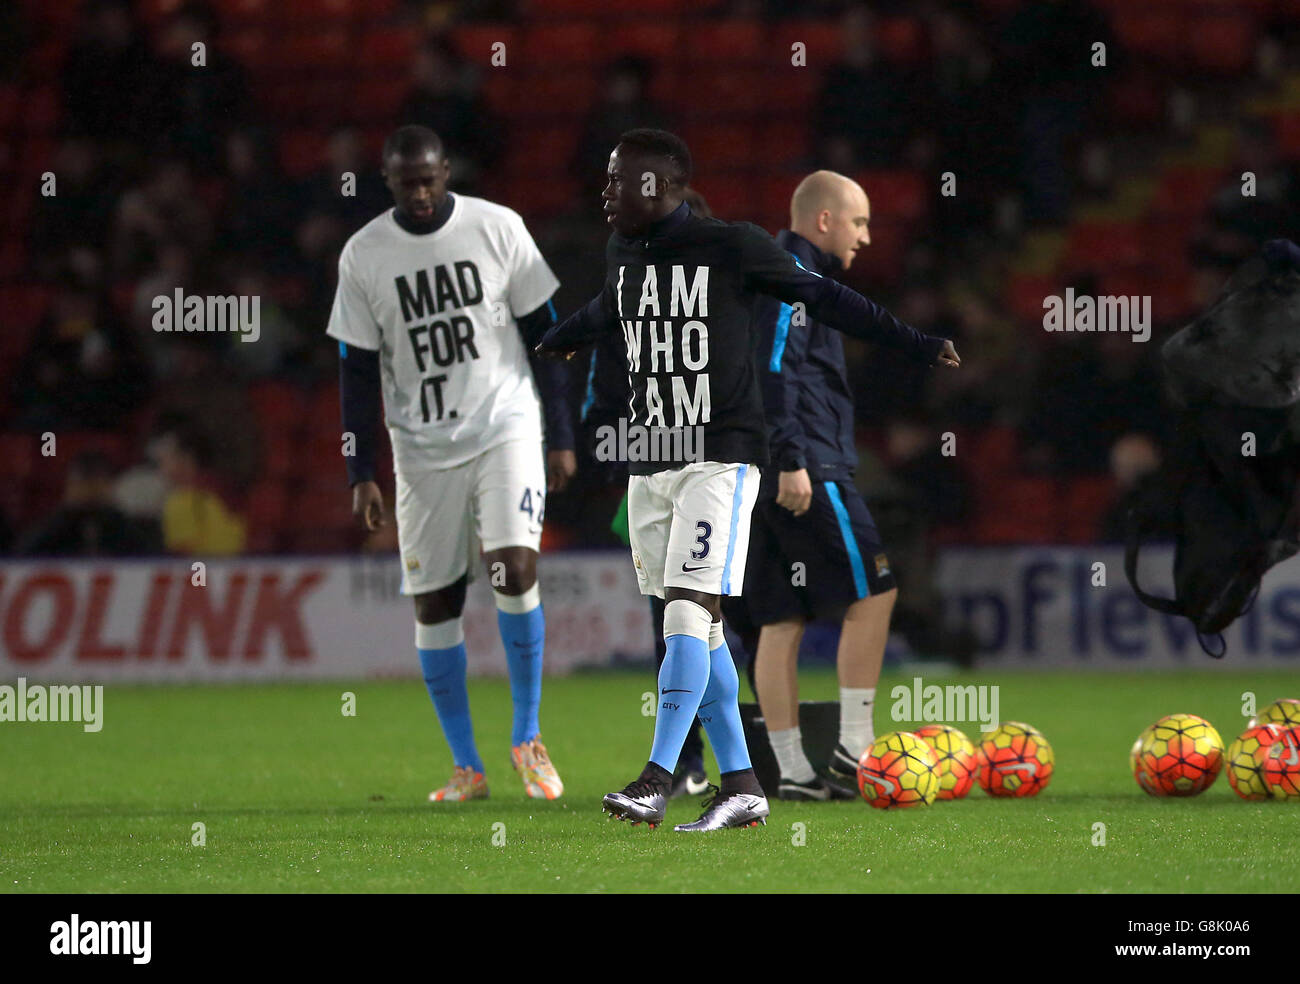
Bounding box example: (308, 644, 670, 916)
(395, 437, 546, 595)
(627, 460, 762, 599)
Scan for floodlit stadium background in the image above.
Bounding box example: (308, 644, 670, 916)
(2, 0, 1299, 678)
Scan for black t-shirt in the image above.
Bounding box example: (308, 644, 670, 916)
(541, 209, 943, 474)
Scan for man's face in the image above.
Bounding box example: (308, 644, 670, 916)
(602, 146, 665, 237)
(384, 151, 450, 224)
(827, 187, 871, 269)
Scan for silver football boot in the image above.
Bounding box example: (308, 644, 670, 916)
(602, 777, 668, 828)
(674, 785, 769, 832)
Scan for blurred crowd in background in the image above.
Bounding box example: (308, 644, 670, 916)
(2, 0, 1300, 627)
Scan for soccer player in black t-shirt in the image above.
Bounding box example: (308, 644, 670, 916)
(538, 129, 958, 831)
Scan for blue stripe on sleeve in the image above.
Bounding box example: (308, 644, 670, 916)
(339, 341, 348, 358)
(546, 298, 558, 322)
(580, 350, 597, 422)
(769, 303, 793, 372)
(721, 465, 749, 594)
(825, 481, 869, 599)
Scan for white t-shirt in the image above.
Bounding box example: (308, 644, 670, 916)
(326, 196, 560, 476)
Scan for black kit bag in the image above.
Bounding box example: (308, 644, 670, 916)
(1124, 241, 1300, 656)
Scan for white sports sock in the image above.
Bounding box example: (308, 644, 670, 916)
(839, 687, 876, 758)
(769, 726, 815, 783)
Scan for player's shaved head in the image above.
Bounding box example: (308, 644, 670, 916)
(383, 124, 444, 165)
(791, 170, 862, 226)
(789, 170, 872, 270)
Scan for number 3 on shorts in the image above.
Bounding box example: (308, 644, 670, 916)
(691, 520, 711, 560)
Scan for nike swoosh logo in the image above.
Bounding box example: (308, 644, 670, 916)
(681, 563, 709, 573)
(864, 775, 895, 795)
(685, 776, 711, 795)
(997, 762, 1038, 776)
(1273, 736, 1299, 766)
(662, 688, 692, 694)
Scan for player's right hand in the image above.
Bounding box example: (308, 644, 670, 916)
(776, 469, 813, 517)
(935, 340, 961, 367)
(532, 341, 580, 361)
(352, 480, 385, 532)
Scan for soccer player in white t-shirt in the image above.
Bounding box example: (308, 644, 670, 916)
(327, 126, 574, 802)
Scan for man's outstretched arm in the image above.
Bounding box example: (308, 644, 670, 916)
(535, 283, 619, 356)
(738, 224, 959, 366)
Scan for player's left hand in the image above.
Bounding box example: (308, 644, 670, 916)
(547, 449, 577, 492)
(935, 340, 961, 367)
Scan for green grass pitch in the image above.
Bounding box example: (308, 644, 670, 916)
(2, 669, 1297, 893)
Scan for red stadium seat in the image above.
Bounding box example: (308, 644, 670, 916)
(1111, 9, 1184, 61)
(500, 73, 599, 122)
(608, 21, 681, 62)
(854, 170, 927, 223)
(246, 480, 288, 531)
(757, 117, 812, 170)
(505, 176, 582, 221)
(222, 28, 269, 66)
(279, 129, 327, 178)
(353, 77, 407, 123)
(1150, 167, 1225, 218)
(969, 425, 1021, 481)
(1276, 112, 1300, 159)
(1111, 70, 1166, 128)
(671, 70, 764, 119)
(972, 476, 1060, 544)
(451, 25, 518, 67)
(281, 0, 355, 22)
(1062, 476, 1116, 544)
(250, 381, 308, 436)
(1005, 274, 1056, 327)
(139, 0, 187, 23)
(761, 173, 802, 222)
(215, 0, 274, 23)
(1186, 13, 1256, 74)
(1063, 221, 1146, 275)
(685, 174, 761, 222)
(505, 123, 584, 174)
(685, 20, 765, 64)
(758, 65, 819, 115)
(357, 26, 420, 68)
(279, 29, 351, 71)
(18, 87, 59, 132)
(520, 23, 604, 66)
(769, 20, 842, 68)
(877, 16, 926, 65)
(679, 122, 757, 171)
(0, 285, 51, 332)
(0, 434, 38, 480)
(532, 0, 689, 13)
(481, 72, 515, 116)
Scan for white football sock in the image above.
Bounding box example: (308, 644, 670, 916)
(769, 726, 815, 783)
(839, 687, 876, 758)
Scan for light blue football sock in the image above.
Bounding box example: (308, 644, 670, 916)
(416, 619, 484, 774)
(699, 622, 753, 774)
(649, 600, 713, 773)
(495, 586, 544, 747)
